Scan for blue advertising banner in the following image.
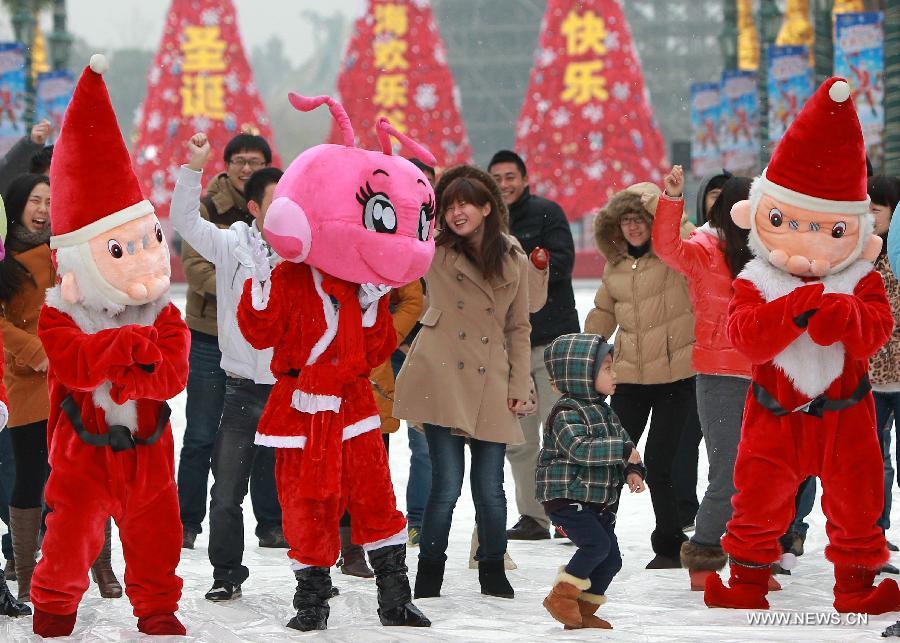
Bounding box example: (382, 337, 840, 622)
(834, 12, 884, 152)
(719, 69, 759, 174)
(0, 43, 25, 156)
(35, 70, 74, 144)
(767, 45, 813, 147)
(690, 82, 721, 178)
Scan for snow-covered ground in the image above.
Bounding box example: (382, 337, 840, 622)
(4, 281, 900, 641)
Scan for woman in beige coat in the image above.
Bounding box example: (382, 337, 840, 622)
(394, 168, 531, 601)
(584, 182, 696, 569)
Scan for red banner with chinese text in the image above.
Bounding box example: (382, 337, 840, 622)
(514, 1, 668, 231)
(330, 0, 471, 167)
(131, 0, 278, 219)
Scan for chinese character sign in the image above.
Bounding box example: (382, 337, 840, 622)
(35, 70, 74, 144)
(0, 43, 26, 157)
(132, 0, 277, 217)
(719, 70, 759, 174)
(690, 82, 722, 179)
(514, 0, 668, 224)
(834, 12, 884, 153)
(767, 46, 813, 147)
(331, 0, 471, 166)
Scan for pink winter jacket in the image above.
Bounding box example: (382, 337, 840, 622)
(651, 195, 751, 378)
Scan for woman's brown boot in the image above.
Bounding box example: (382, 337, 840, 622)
(91, 519, 123, 598)
(10, 507, 41, 602)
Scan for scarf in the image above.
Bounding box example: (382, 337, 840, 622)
(6, 222, 51, 254)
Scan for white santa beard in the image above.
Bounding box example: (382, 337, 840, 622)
(48, 246, 171, 431)
(738, 257, 873, 398)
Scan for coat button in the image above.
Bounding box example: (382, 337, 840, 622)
(481, 336, 489, 344)
(478, 366, 486, 374)
(456, 273, 464, 281)
(457, 300, 465, 309)
(457, 361, 465, 369)
(459, 331, 467, 339)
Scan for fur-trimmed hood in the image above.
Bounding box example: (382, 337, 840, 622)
(434, 164, 509, 228)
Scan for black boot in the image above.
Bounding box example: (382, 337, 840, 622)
(0, 568, 30, 617)
(368, 544, 431, 627)
(337, 526, 374, 578)
(414, 558, 445, 598)
(478, 559, 514, 598)
(286, 567, 331, 632)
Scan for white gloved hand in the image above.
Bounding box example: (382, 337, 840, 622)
(0, 401, 7, 431)
(251, 278, 271, 311)
(358, 282, 391, 308)
(235, 234, 272, 284)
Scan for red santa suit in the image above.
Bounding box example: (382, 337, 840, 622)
(28, 55, 189, 638)
(237, 260, 406, 568)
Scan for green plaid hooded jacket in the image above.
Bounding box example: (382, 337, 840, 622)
(535, 333, 631, 506)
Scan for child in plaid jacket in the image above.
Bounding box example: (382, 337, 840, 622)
(535, 333, 645, 629)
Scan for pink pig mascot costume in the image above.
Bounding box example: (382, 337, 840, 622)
(704, 78, 896, 613)
(29, 56, 189, 637)
(236, 94, 435, 631)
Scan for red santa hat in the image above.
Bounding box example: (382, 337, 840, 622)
(49, 54, 155, 250)
(754, 77, 870, 216)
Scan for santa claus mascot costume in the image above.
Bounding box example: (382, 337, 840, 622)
(29, 55, 189, 637)
(704, 77, 896, 613)
(236, 94, 434, 631)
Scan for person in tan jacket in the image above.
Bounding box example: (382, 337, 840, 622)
(0, 174, 122, 603)
(394, 168, 532, 601)
(584, 181, 696, 569)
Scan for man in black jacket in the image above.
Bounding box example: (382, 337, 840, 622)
(489, 150, 580, 540)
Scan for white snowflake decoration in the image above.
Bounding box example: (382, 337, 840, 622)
(224, 72, 240, 93)
(147, 111, 162, 132)
(201, 8, 220, 26)
(148, 66, 161, 86)
(581, 104, 604, 124)
(605, 30, 620, 52)
(585, 161, 606, 180)
(621, 171, 634, 185)
(192, 116, 212, 131)
(434, 44, 447, 66)
(452, 86, 462, 110)
(414, 84, 438, 111)
(612, 82, 630, 102)
(142, 145, 158, 162)
(536, 99, 551, 114)
(516, 117, 532, 139)
(550, 107, 571, 128)
(411, 0, 431, 7)
(537, 47, 556, 68)
(151, 183, 171, 205)
(588, 132, 604, 151)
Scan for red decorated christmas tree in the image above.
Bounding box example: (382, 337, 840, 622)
(330, 0, 471, 166)
(514, 0, 668, 259)
(131, 0, 278, 219)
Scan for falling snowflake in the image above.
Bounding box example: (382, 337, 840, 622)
(550, 107, 571, 128)
(200, 8, 220, 26)
(537, 47, 556, 68)
(612, 82, 630, 102)
(147, 111, 162, 132)
(581, 104, 604, 124)
(414, 84, 438, 111)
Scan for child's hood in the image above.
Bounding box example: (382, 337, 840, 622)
(543, 333, 612, 404)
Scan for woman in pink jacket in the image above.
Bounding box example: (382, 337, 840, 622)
(651, 166, 756, 590)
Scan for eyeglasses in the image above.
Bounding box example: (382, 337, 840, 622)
(228, 157, 266, 169)
(620, 215, 646, 226)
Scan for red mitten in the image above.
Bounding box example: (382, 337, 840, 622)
(787, 283, 824, 328)
(530, 247, 549, 270)
(807, 294, 852, 346)
(130, 326, 163, 368)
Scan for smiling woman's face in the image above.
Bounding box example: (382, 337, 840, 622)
(21, 182, 50, 233)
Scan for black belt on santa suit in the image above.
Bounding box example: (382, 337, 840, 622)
(61, 395, 170, 453)
(752, 375, 871, 419)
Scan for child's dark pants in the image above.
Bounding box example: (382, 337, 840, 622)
(548, 502, 622, 595)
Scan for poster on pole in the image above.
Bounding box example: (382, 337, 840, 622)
(0, 43, 26, 156)
(35, 70, 74, 143)
(833, 12, 884, 155)
(767, 45, 813, 147)
(690, 82, 721, 178)
(718, 69, 759, 175)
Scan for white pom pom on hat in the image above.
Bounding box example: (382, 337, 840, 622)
(89, 53, 109, 75)
(828, 80, 851, 103)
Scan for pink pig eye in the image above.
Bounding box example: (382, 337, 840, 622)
(356, 181, 397, 234)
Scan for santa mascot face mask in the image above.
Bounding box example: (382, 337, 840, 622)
(49, 54, 171, 312)
(730, 77, 882, 277)
(261, 94, 437, 287)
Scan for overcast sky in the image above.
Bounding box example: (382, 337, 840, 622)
(0, 0, 366, 63)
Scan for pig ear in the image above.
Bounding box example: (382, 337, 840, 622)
(731, 200, 752, 230)
(288, 93, 355, 148)
(263, 197, 312, 263)
(862, 234, 883, 262)
(375, 118, 437, 166)
(61, 272, 81, 304)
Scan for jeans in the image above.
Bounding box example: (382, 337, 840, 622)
(208, 379, 278, 584)
(672, 390, 702, 528)
(419, 424, 507, 564)
(394, 349, 432, 530)
(790, 476, 817, 537)
(0, 429, 14, 560)
(874, 391, 900, 530)
(177, 332, 226, 535)
(548, 503, 622, 596)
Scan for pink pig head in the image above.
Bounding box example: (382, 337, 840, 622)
(264, 94, 437, 287)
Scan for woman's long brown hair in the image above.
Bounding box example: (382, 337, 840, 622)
(436, 176, 508, 280)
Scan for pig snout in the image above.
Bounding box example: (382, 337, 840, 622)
(264, 197, 311, 263)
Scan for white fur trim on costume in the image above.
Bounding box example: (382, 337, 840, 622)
(739, 257, 873, 398)
(342, 415, 381, 441)
(290, 560, 312, 571)
(361, 301, 379, 328)
(92, 382, 137, 432)
(306, 267, 339, 366)
(755, 172, 870, 216)
(829, 80, 851, 103)
(0, 401, 7, 430)
(50, 200, 155, 249)
(290, 391, 341, 414)
(253, 416, 380, 450)
(362, 528, 408, 552)
(89, 53, 109, 74)
(554, 565, 592, 591)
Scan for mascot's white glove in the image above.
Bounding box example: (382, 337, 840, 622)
(358, 282, 391, 309)
(0, 401, 7, 431)
(236, 233, 273, 310)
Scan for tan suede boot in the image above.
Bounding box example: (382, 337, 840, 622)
(90, 519, 123, 598)
(564, 593, 612, 629)
(543, 567, 590, 628)
(10, 507, 41, 602)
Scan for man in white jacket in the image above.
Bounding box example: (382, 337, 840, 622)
(170, 133, 283, 602)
